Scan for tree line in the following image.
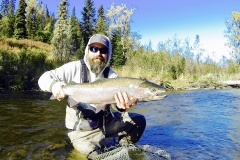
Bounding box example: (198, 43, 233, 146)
(0, 0, 240, 90)
(0, 0, 135, 67)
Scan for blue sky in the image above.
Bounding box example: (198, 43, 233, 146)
(15, 0, 240, 61)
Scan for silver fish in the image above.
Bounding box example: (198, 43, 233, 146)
(52, 77, 166, 106)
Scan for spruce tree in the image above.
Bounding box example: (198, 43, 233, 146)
(110, 28, 125, 67)
(35, 3, 44, 36)
(44, 5, 50, 19)
(9, 0, 15, 14)
(81, 0, 96, 45)
(0, 0, 9, 16)
(40, 6, 54, 43)
(76, 37, 85, 59)
(26, 8, 37, 39)
(95, 5, 108, 36)
(0, 0, 15, 38)
(14, 0, 27, 39)
(46, 13, 55, 43)
(35, 2, 47, 41)
(51, 0, 69, 63)
(66, 7, 82, 59)
(26, 0, 38, 39)
(6, 0, 15, 37)
(0, 17, 8, 37)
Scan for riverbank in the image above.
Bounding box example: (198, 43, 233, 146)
(161, 80, 238, 91)
(112, 67, 240, 91)
(1, 39, 240, 91)
(0, 75, 239, 91)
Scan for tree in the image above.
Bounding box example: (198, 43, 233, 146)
(44, 5, 50, 19)
(106, 3, 136, 53)
(157, 35, 183, 55)
(26, 0, 38, 39)
(76, 37, 85, 59)
(14, 0, 27, 39)
(193, 35, 205, 63)
(157, 41, 167, 52)
(6, 0, 15, 37)
(225, 11, 240, 63)
(95, 5, 108, 36)
(0, 0, 15, 38)
(38, 6, 55, 43)
(144, 40, 153, 52)
(0, 0, 9, 16)
(66, 7, 83, 59)
(110, 28, 125, 67)
(51, 0, 69, 63)
(34, 2, 45, 40)
(0, 17, 9, 37)
(183, 37, 195, 75)
(182, 37, 194, 60)
(171, 34, 182, 55)
(81, 0, 96, 45)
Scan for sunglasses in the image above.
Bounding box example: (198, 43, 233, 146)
(89, 46, 108, 54)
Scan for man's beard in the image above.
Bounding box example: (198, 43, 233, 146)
(88, 56, 107, 75)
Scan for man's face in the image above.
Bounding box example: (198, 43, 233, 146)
(88, 43, 108, 75)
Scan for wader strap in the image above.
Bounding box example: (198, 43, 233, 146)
(80, 59, 110, 82)
(75, 59, 111, 132)
(80, 59, 89, 83)
(73, 118, 79, 131)
(103, 67, 110, 78)
(103, 114, 106, 135)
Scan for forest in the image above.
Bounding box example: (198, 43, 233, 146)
(0, 0, 240, 90)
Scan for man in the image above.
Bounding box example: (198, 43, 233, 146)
(38, 34, 146, 155)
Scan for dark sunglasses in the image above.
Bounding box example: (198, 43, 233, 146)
(89, 46, 108, 54)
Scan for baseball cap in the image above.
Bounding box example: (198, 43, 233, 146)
(89, 34, 109, 48)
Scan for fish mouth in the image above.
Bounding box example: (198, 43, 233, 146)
(152, 90, 167, 100)
(152, 94, 167, 100)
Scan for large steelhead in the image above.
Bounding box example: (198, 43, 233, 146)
(60, 77, 166, 106)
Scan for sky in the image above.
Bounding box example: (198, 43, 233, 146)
(15, 0, 240, 61)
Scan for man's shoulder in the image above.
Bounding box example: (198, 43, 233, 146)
(62, 60, 81, 67)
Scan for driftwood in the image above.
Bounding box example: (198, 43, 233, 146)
(221, 80, 240, 88)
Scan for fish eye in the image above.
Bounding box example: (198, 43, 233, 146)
(151, 88, 156, 92)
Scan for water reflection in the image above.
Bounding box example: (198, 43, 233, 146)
(0, 89, 240, 159)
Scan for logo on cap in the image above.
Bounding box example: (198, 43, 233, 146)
(102, 38, 109, 48)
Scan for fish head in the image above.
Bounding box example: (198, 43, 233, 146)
(137, 80, 166, 101)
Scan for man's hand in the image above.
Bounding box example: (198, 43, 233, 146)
(51, 82, 66, 101)
(114, 92, 137, 110)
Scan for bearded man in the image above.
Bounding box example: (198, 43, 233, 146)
(38, 34, 146, 156)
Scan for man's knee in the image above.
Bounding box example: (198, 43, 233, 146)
(67, 129, 104, 155)
(130, 113, 146, 129)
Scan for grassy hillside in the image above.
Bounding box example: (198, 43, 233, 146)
(0, 38, 55, 90)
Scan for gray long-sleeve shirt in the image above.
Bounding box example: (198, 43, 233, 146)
(38, 60, 118, 130)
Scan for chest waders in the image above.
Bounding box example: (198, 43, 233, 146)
(74, 59, 112, 134)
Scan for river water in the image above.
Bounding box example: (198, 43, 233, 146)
(0, 89, 240, 160)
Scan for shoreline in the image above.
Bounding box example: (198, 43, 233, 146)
(1, 81, 239, 92)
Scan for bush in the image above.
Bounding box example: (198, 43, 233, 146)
(0, 48, 55, 90)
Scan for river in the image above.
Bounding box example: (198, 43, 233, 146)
(0, 89, 240, 159)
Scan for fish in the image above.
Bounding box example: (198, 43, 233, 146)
(51, 77, 166, 107)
